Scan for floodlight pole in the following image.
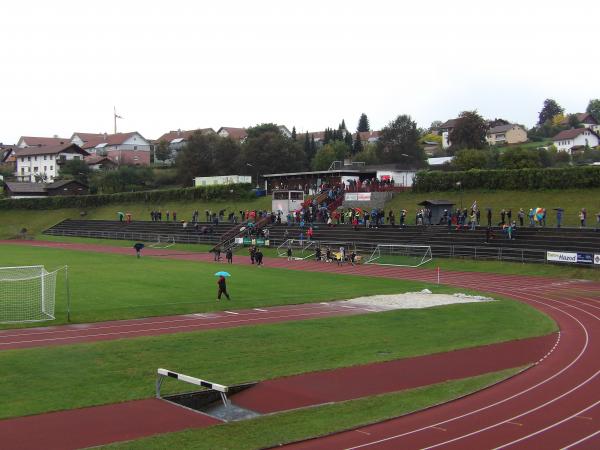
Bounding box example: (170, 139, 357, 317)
(65, 265, 71, 322)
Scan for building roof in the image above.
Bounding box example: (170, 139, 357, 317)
(488, 124, 517, 134)
(155, 128, 215, 143)
(552, 128, 600, 141)
(354, 131, 381, 141)
(72, 132, 147, 149)
(418, 199, 455, 206)
(18, 136, 70, 147)
(1, 145, 18, 163)
(217, 127, 248, 140)
(439, 119, 460, 130)
(14, 143, 89, 157)
(4, 181, 47, 193)
(85, 155, 115, 165)
(263, 169, 364, 178)
(559, 113, 599, 126)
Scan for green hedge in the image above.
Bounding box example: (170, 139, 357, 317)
(413, 166, 600, 192)
(0, 184, 254, 210)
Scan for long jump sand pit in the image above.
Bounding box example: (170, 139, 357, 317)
(339, 289, 495, 311)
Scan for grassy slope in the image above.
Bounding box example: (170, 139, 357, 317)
(104, 367, 522, 450)
(0, 300, 554, 418)
(385, 188, 600, 228)
(0, 244, 442, 327)
(0, 196, 272, 238)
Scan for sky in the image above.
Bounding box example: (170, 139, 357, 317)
(1, 0, 599, 144)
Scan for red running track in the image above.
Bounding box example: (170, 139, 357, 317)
(2, 240, 600, 449)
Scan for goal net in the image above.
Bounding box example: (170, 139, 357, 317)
(365, 244, 432, 267)
(277, 239, 316, 260)
(0, 265, 58, 323)
(149, 235, 176, 249)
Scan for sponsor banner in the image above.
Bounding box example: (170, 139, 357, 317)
(345, 193, 358, 201)
(546, 251, 577, 264)
(357, 193, 371, 201)
(594, 254, 600, 265)
(577, 253, 594, 264)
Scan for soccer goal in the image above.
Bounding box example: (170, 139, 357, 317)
(149, 235, 176, 249)
(277, 239, 316, 260)
(365, 244, 432, 267)
(0, 265, 62, 323)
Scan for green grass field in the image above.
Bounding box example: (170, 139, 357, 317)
(0, 243, 557, 447)
(103, 367, 523, 450)
(387, 188, 600, 228)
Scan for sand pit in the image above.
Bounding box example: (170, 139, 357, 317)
(342, 289, 495, 311)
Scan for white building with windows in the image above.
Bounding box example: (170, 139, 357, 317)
(552, 128, 600, 154)
(14, 143, 89, 182)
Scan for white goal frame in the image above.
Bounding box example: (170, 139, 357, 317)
(0, 265, 65, 323)
(277, 239, 316, 260)
(365, 244, 433, 267)
(149, 235, 176, 249)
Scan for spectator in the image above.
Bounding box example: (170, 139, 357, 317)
(580, 208, 587, 227)
(226, 248, 233, 264)
(518, 208, 525, 227)
(528, 209, 535, 227)
(487, 209, 492, 227)
(596, 211, 600, 231)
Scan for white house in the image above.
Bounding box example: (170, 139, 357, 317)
(552, 128, 600, 154)
(217, 127, 248, 141)
(14, 143, 89, 182)
(438, 118, 460, 149)
(17, 136, 70, 148)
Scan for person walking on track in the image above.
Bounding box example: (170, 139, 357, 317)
(217, 275, 230, 301)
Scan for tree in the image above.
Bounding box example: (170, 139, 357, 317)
(567, 113, 581, 129)
(59, 158, 91, 184)
(291, 126, 297, 141)
(353, 142, 378, 165)
(448, 110, 488, 151)
(95, 166, 154, 193)
(154, 140, 172, 163)
(586, 99, 600, 122)
(377, 114, 425, 166)
(246, 123, 281, 138)
(538, 99, 564, 126)
(311, 141, 349, 170)
(353, 133, 364, 154)
(344, 130, 353, 149)
(357, 113, 370, 132)
(428, 120, 442, 132)
(175, 133, 240, 186)
(451, 149, 489, 171)
(499, 147, 542, 170)
(340, 119, 347, 131)
(238, 126, 306, 177)
(489, 118, 510, 128)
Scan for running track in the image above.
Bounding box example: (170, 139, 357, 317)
(2, 240, 600, 449)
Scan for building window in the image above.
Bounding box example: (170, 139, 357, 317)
(34, 167, 38, 172)
(21, 168, 25, 175)
(28, 156, 31, 161)
(44, 166, 47, 172)
(133, 146, 137, 150)
(50, 165, 53, 170)
(44, 155, 47, 160)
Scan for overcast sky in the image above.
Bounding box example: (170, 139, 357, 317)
(1, 0, 598, 144)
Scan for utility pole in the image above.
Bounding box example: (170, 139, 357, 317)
(114, 106, 123, 134)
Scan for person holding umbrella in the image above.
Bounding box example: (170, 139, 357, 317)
(133, 242, 145, 258)
(215, 272, 231, 301)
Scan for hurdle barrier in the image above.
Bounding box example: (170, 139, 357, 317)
(156, 368, 230, 406)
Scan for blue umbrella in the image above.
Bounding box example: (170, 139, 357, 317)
(214, 271, 231, 277)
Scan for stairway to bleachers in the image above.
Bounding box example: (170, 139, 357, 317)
(44, 219, 600, 265)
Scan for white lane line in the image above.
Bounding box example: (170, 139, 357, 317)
(224, 311, 239, 315)
(563, 429, 600, 449)
(253, 308, 267, 312)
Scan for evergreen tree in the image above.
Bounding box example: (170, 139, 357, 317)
(344, 130, 353, 149)
(538, 99, 564, 126)
(303, 132, 310, 155)
(357, 113, 370, 132)
(586, 99, 600, 122)
(291, 126, 297, 141)
(310, 136, 317, 158)
(340, 119, 347, 131)
(353, 133, 363, 154)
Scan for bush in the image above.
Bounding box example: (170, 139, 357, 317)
(413, 166, 600, 192)
(0, 183, 254, 210)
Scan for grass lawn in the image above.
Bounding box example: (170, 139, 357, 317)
(386, 188, 600, 228)
(0, 244, 459, 327)
(104, 367, 523, 450)
(0, 196, 272, 239)
(0, 297, 554, 418)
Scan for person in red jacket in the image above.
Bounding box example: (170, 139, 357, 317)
(217, 276, 230, 301)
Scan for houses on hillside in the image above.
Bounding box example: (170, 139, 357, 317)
(486, 124, 528, 145)
(559, 113, 600, 133)
(70, 132, 151, 165)
(552, 128, 600, 154)
(154, 128, 215, 162)
(13, 143, 89, 182)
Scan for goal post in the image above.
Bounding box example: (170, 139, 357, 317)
(276, 239, 316, 260)
(0, 265, 62, 323)
(149, 235, 176, 249)
(365, 244, 432, 268)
